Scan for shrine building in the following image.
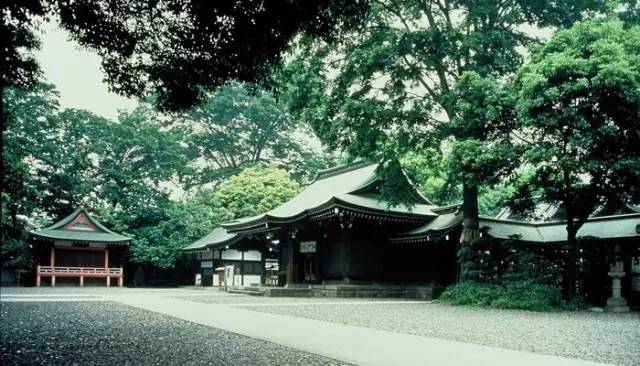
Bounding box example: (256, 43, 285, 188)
(30, 207, 130, 287)
(184, 161, 639, 308)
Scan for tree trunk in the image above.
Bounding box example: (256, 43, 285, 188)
(563, 227, 578, 300)
(458, 183, 480, 282)
(460, 183, 480, 244)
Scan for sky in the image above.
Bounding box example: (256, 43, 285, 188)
(36, 22, 137, 120)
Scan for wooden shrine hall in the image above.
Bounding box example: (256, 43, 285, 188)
(186, 161, 638, 306)
(30, 207, 131, 287)
(186, 161, 460, 296)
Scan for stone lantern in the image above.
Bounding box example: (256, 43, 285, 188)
(605, 244, 630, 312)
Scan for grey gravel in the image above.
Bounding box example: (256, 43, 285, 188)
(240, 302, 640, 366)
(0, 301, 351, 366)
(172, 294, 417, 304)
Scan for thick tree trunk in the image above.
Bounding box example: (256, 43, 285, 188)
(563, 227, 578, 300)
(460, 183, 480, 244)
(458, 183, 480, 282)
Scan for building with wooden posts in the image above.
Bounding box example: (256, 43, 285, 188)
(184, 162, 639, 307)
(30, 207, 130, 287)
(182, 227, 277, 287)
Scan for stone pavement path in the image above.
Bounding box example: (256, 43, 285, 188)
(108, 293, 612, 366)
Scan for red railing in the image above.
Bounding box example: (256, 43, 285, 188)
(38, 266, 123, 276)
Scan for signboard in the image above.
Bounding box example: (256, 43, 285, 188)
(300, 241, 317, 253)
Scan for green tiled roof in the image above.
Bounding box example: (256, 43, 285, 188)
(182, 227, 243, 253)
(30, 207, 131, 244)
(221, 162, 437, 232)
(480, 213, 640, 243)
(390, 211, 463, 242)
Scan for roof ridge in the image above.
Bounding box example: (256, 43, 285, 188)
(313, 160, 374, 181)
(43, 206, 121, 236)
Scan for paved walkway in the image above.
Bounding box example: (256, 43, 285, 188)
(108, 294, 611, 366)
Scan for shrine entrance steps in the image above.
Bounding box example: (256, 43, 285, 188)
(233, 283, 441, 299)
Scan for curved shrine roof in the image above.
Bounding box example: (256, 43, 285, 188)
(221, 162, 438, 232)
(30, 207, 131, 245)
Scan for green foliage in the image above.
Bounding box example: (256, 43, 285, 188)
(209, 165, 300, 219)
(514, 17, 640, 298)
(440, 281, 577, 312)
(177, 82, 328, 186)
(125, 198, 231, 269)
(0, 238, 33, 271)
(439, 282, 504, 307)
(515, 17, 640, 221)
(280, 0, 611, 233)
(490, 281, 564, 311)
(118, 165, 299, 268)
(458, 237, 561, 285)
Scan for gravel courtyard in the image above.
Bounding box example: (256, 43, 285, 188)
(232, 299, 639, 366)
(2, 288, 638, 365)
(0, 301, 349, 366)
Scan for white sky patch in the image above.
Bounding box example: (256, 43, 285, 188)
(36, 22, 137, 120)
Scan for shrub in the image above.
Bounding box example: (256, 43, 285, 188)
(439, 282, 504, 306)
(490, 280, 562, 311)
(439, 280, 579, 312)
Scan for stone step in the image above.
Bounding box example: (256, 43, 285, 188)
(228, 288, 265, 296)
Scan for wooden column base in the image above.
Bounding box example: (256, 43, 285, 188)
(36, 275, 41, 287)
(51, 276, 56, 287)
(106, 277, 110, 287)
(79, 276, 84, 287)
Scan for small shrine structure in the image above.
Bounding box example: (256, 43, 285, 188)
(30, 207, 130, 287)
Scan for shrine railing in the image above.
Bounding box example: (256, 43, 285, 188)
(38, 266, 123, 276)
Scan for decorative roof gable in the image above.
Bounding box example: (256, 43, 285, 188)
(30, 207, 131, 244)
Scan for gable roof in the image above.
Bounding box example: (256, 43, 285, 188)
(481, 213, 640, 243)
(30, 207, 131, 244)
(390, 203, 640, 244)
(221, 162, 438, 232)
(182, 227, 244, 253)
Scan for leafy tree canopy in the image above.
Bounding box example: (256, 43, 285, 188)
(1, 1, 369, 113)
(513, 17, 640, 298)
(279, 0, 615, 243)
(176, 82, 330, 187)
(515, 17, 640, 224)
(204, 165, 301, 220)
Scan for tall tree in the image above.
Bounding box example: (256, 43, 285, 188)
(2, 83, 59, 229)
(514, 17, 640, 299)
(280, 0, 612, 245)
(176, 82, 327, 187)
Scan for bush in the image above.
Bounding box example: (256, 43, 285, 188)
(439, 282, 504, 306)
(490, 281, 562, 311)
(439, 281, 579, 312)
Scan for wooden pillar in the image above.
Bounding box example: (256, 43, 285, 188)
(106, 276, 110, 287)
(79, 276, 84, 287)
(343, 236, 351, 284)
(118, 267, 123, 287)
(260, 244, 266, 285)
(240, 251, 244, 286)
(104, 247, 109, 269)
(50, 245, 56, 287)
(286, 238, 296, 286)
(36, 265, 41, 287)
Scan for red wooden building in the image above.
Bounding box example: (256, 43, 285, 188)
(30, 207, 131, 287)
